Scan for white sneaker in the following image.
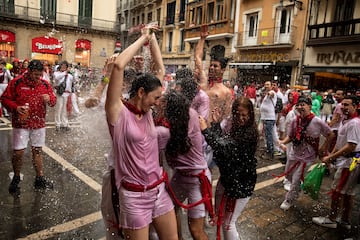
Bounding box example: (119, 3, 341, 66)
(284, 182, 291, 191)
(312, 216, 337, 229)
(280, 200, 292, 210)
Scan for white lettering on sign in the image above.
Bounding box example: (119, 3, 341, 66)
(35, 42, 61, 50)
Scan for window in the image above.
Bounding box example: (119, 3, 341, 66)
(166, 1, 176, 25)
(248, 14, 258, 37)
(179, 0, 185, 22)
(157, 8, 161, 24)
(147, 12, 152, 23)
(207, 2, 214, 23)
(41, 0, 56, 23)
(179, 29, 185, 52)
(275, 7, 292, 43)
(244, 12, 259, 46)
(216, 0, 224, 21)
(334, 0, 355, 36)
(78, 0, 92, 27)
(0, 0, 14, 14)
(168, 31, 173, 52)
(196, 7, 203, 25)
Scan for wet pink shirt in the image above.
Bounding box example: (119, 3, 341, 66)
(157, 108, 207, 171)
(108, 106, 162, 190)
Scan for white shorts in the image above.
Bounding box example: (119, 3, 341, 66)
(332, 166, 360, 196)
(13, 128, 46, 150)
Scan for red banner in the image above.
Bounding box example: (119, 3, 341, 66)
(32, 36, 62, 54)
(76, 39, 91, 50)
(0, 30, 16, 43)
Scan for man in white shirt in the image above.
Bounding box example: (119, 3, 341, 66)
(260, 81, 277, 160)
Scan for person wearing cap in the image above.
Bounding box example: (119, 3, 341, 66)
(278, 96, 334, 210)
(1, 59, 57, 194)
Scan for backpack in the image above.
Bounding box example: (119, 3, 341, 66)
(274, 98, 283, 113)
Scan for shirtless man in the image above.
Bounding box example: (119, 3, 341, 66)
(194, 25, 232, 124)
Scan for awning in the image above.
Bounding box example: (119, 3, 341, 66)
(0, 30, 15, 43)
(32, 36, 62, 54)
(304, 66, 360, 74)
(229, 63, 273, 66)
(76, 39, 91, 50)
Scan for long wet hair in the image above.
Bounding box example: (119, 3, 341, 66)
(230, 96, 259, 144)
(129, 73, 162, 99)
(165, 90, 192, 158)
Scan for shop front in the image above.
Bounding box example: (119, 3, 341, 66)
(31, 36, 62, 65)
(230, 49, 298, 87)
(303, 45, 360, 92)
(0, 30, 16, 62)
(75, 39, 91, 67)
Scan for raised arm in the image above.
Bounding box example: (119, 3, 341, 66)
(195, 25, 209, 90)
(105, 27, 153, 124)
(149, 32, 165, 84)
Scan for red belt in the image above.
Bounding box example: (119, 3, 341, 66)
(121, 172, 166, 192)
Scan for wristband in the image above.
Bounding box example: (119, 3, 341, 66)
(102, 76, 110, 84)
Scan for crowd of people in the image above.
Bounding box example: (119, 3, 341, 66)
(0, 23, 359, 240)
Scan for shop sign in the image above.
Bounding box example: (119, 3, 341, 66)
(76, 39, 91, 50)
(32, 36, 62, 54)
(0, 30, 15, 43)
(239, 52, 290, 62)
(317, 51, 360, 65)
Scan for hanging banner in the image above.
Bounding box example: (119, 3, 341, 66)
(0, 30, 16, 43)
(76, 39, 91, 50)
(32, 36, 62, 54)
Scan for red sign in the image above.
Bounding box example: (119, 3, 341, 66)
(115, 41, 121, 48)
(32, 36, 62, 54)
(76, 39, 91, 50)
(0, 30, 16, 43)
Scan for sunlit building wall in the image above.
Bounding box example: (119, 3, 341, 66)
(0, 0, 119, 68)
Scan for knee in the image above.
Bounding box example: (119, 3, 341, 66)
(13, 149, 25, 158)
(32, 147, 43, 155)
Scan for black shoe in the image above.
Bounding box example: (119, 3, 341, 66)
(55, 126, 61, 131)
(62, 126, 70, 132)
(9, 176, 21, 193)
(34, 176, 54, 190)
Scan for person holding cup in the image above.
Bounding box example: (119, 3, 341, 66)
(1, 59, 57, 194)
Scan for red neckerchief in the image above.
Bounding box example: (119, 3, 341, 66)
(122, 100, 145, 115)
(208, 77, 222, 88)
(295, 113, 315, 142)
(154, 116, 171, 128)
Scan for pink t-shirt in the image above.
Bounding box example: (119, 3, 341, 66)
(191, 89, 210, 120)
(157, 108, 207, 171)
(288, 116, 332, 163)
(108, 106, 162, 190)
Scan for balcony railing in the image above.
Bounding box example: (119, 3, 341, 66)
(0, 4, 118, 33)
(185, 19, 234, 39)
(237, 26, 296, 48)
(308, 18, 360, 45)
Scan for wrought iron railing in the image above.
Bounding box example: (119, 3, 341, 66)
(308, 18, 360, 39)
(237, 26, 297, 47)
(0, 4, 118, 33)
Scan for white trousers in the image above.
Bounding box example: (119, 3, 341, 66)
(55, 94, 69, 127)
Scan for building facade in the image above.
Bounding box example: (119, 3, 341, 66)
(302, 0, 360, 92)
(0, 0, 119, 67)
(232, 0, 309, 87)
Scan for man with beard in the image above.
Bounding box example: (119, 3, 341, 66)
(278, 96, 334, 210)
(313, 95, 360, 230)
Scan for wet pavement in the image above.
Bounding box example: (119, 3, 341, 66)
(0, 97, 359, 240)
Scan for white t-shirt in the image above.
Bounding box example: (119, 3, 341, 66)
(334, 117, 360, 168)
(260, 90, 277, 120)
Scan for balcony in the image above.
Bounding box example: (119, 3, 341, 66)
(307, 18, 360, 46)
(184, 19, 234, 41)
(236, 26, 296, 50)
(0, 4, 118, 34)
